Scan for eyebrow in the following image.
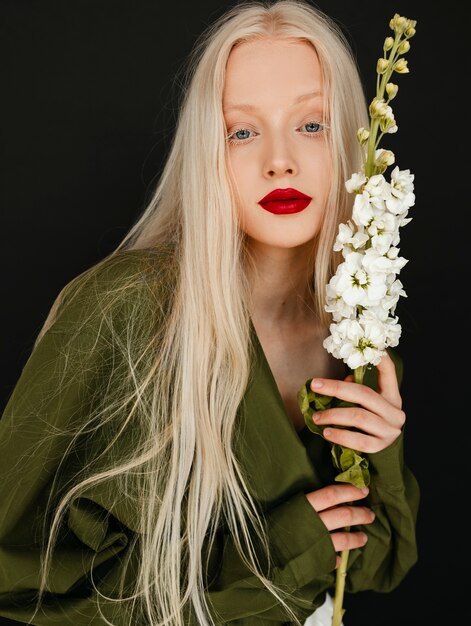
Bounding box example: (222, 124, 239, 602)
(223, 90, 323, 114)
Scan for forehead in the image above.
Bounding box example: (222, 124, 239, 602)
(223, 38, 323, 112)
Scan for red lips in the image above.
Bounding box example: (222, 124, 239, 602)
(258, 188, 312, 215)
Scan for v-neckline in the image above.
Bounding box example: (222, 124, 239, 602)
(249, 319, 309, 440)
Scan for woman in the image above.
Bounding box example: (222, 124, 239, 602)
(0, 1, 419, 625)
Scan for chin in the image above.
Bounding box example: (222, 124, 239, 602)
(246, 233, 318, 250)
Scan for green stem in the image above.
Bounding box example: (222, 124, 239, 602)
(353, 365, 365, 385)
(332, 546, 349, 626)
(364, 33, 402, 179)
(331, 365, 365, 625)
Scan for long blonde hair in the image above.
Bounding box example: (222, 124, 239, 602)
(32, 1, 368, 624)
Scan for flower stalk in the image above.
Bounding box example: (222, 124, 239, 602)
(298, 13, 416, 626)
(332, 548, 348, 626)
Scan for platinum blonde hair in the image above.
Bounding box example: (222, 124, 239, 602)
(31, 1, 368, 624)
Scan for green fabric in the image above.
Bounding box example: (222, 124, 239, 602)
(0, 249, 420, 625)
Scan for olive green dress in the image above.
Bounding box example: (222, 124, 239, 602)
(0, 248, 419, 625)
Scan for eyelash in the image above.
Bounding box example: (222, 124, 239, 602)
(225, 121, 329, 145)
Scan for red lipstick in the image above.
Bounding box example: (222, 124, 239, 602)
(258, 188, 312, 215)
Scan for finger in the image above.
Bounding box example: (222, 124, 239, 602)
(376, 351, 402, 409)
(313, 406, 393, 439)
(312, 407, 401, 452)
(322, 426, 398, 453)
(318, 505, 375, 532)
(330, 530, 368, 553)
(310, 376, 404, 428)
(306, 484, 369, 513)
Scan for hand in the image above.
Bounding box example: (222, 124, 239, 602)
(310, 351, 405, 453)
(305, 484, 374, 568)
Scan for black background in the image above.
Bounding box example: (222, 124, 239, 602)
(0, 1, 467, 624)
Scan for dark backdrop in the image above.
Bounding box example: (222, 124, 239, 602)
(1, 1, 466, 625)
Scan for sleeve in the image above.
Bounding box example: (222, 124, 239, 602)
(0, 254, 155, 625)
(194, 492, 337, 624)
(344, 431, 420, 593)
(344, 348, 420, 593)
(0, 301, 137, 625)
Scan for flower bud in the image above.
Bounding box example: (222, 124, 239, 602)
(393, 58, 409, 74)
(389, 14, 399, 30)
(357, 127, 370, 145)
(369, 97, 388, 118)
(384, 37, 394, 51)
(386, 83, 398, 99)
(380, 116, 397, 133)
(374, 149, 395, 173)
(377, 58, 390, 74)
(398, 41, 410, 54)
(405, 18, 417, 36)
(390, 14, 408, 35)
(376, 150, 395, 165)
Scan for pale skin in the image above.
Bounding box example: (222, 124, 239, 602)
(223, 38, 406, 568)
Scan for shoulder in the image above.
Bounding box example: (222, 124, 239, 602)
(65, 245, 177, 298)
(43, 245, 178, 340)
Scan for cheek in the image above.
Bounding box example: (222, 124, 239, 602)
(307, 143, 332, 199)
(226, 150, 255, 206)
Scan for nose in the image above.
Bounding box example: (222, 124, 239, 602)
(263, 133, 298, 179)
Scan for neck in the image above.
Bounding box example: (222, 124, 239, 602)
(246, 239, 316, 328)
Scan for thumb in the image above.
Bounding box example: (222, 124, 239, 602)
(376, 350, 402, 409)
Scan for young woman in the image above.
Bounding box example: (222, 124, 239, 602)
(0, 1, 419, 625)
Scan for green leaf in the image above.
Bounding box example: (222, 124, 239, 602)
(333, 445, 370, 487)
(297, 379, 371, 488)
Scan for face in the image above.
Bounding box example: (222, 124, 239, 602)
(223, 38, 331, 251)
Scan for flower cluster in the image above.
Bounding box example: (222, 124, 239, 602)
(323, 165, 415, 369)
(322, 13, 417, 372)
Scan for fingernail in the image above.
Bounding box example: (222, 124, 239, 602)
(360, 487, 369, 494)
(323, 428, 331, 437)
(311, 378, 323, 389)
(313, 413, 321, 422)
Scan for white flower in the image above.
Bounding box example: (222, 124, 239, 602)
(323, 317, 390, 369)
(391, 166, 414, 196)
(366, 211, 400, 254)
(325, 288, 356, 322)
(362, 247, 408, 274)
(381, 316, 402, 347)
(370, 276, 407, 318)
(352, 191, 385, 227)
(364, 174, 390, 199)
(386, 167, 415, 214)
(333, 221, 369, 253)
(345, 172, 367, 193)
(385, 277, 408, 311)
(329, 252, 388, 308)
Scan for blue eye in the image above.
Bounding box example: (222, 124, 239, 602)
(227, 128, 256, 144)
(303, 121, 322, 133)
(233, 129, 252, 140)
